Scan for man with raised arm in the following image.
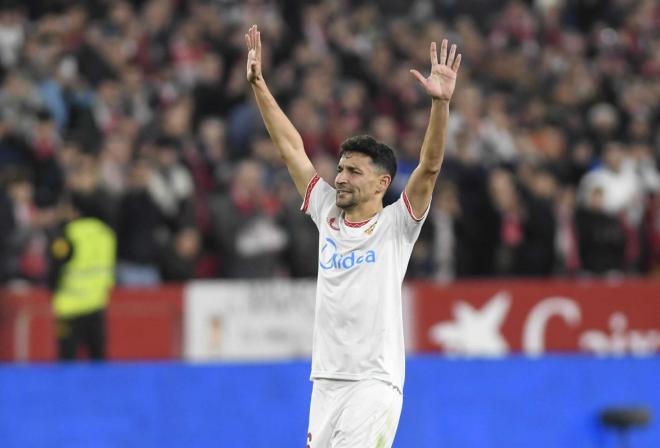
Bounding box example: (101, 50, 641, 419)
(245, 24, 460, 448)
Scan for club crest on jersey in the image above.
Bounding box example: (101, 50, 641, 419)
(319, 237, 376, 270)
(327, 217, 340, 231)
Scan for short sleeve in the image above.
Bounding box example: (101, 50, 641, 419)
(390, 190, 431, 243)
(300, 174, 336, 226)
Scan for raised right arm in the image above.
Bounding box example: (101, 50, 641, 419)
(246, 25, 316, 197)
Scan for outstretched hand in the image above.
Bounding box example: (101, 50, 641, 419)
(245, 24, 262, 84)
(410, 40, 461, 102)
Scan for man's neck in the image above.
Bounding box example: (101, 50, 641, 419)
(343, 202, 382, 223)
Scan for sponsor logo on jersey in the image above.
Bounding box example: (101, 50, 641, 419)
(319, 237, 376, 270)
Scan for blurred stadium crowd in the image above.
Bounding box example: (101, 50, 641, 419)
(0, 0, 659, 286)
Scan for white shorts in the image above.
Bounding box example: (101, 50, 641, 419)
(306, 379, 403, 448)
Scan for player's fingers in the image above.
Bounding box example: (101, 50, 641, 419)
(452, 53, 462, 72)
(447, 43, 457, 67)
(430, 42, 438, 66)
(245, 34, 251, 50)
(409, 69, 426, 85)
(440, 39, 448, 65)
(256, 31, 261, 60)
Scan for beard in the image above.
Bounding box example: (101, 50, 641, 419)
(335, 190, 357, 210)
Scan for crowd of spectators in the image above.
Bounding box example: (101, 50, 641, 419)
(0, 0, 659, 287)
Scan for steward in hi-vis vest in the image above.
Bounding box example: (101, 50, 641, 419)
(49, 195, 116, 361)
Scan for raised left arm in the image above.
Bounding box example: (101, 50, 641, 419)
(406, 39, 461, 218)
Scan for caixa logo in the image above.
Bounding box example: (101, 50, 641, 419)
(319, 238, 376, 270)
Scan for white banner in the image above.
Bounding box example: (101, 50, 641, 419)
(184, 280, 317, 361)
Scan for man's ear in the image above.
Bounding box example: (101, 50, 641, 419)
(376, 174, 392, 194)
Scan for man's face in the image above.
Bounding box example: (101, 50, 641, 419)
(603, 144, 624, 172)
(334, 152, 387, 210)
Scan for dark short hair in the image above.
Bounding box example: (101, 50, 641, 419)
(69, 192, 96, 218)
(339, 135, 397, 181)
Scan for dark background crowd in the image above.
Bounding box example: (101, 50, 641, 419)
(0, 0, 659, 287)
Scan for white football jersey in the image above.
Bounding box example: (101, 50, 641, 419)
(301, 174, 429, 391)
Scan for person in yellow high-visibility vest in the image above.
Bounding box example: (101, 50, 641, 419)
(49, 193, 116, 361)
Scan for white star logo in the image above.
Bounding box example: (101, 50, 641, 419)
(429, 291, 511, 357)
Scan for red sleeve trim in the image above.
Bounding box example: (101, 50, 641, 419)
(300, 174, 321, 213)
(402, 190, 425, 222)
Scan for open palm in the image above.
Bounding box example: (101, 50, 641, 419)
(245, 24, 262, 84)
(411, 40, 461, 101)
